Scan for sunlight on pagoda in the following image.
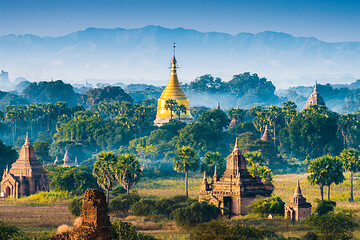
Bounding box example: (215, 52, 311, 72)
(154, 43, 193, 126)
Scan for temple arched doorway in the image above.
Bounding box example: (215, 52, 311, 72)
(5, 186, 11, 198)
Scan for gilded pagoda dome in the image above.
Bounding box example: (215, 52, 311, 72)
(154, 44, 193, 126)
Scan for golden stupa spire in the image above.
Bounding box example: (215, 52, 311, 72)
(154, 43, 193, 126)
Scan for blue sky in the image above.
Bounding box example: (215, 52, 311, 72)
(1, 0, 360, 42)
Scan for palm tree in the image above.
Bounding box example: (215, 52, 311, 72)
(200, 151, 224, 177)
(308, 155, 344, 200)
(174, 104, 187, 121)
(173, 146, 199, 197)
(339, 148, 360, 202)
(165, 99, 178, 119)
(266, 105, 282, 148)
(93, 151, 117, 202)
(115, 154, 142, 194)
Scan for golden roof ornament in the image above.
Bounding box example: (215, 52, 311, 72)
(154, 43, 193, 126)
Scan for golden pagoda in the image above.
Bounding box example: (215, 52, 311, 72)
(154, 44, 193, 126)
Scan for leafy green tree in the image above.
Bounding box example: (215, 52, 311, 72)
(188, 74, 225, 93)
(339, 148, 360, 202)
(33, 141, 51, 164)
(313, 199, 336, 216)
(308, 155, 345, 200)
(306, 211, 358, 240)
(0, 139, 17, 174)
(68, 196, 83, 217)
(197, 109, 230, 131)
(173, 146, 200, 197)
(171, 202, 221, 228)
(93, 152, 118, 201)
(112, 220, 157, 240)
(200, 151, 225, 177)
(249, 196, 285, 217)
(46, 166, 99, 195)
(164, 99, 178, 119)
(266, 105, 283, 148)
(228, 107, 245, 122)
(81, 86, 133, 106)
(115, 154, 142, 194)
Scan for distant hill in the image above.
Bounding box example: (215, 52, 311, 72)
(0, 25, 360, 88)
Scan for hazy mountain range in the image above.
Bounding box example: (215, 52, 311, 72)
(0, 25, 359, 89)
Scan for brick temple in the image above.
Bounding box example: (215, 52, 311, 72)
(199, 138, 273, 215)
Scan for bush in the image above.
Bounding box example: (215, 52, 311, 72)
(171, 202, 221, 228)
(68, 197, 83, 217)
(302, 232, 318, 240)
(249, 196, 285, 217)
(109, 193, 140, 213)
(130, 199, 157, 216)
(190, 220, 277, 240)
(313, 199, 336, 216)
(110, 186, 127, 197)
(306, 211, 358, 240)
(112, 220, 157, 240)
(0, 221, 21, 239)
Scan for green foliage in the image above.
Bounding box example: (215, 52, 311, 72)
(115, 154, 142, 194)
(33, 141, 51, 163)
(190, 220, 277, 240)
(200, 151, 225, 177)
(249, 196, 285, 217)
(306, 211, 358, 240)
(302, 232, 318, 240)
(339, 148, 360, 201)
(171, 202, 221, 228)
(197, 109, 230, 131)
(22, 80, 79, 106)
(112, 220, 158, 240)
(46, 166, 99, 195)
(93, 152, 118, 201)
(109, 193, 140, 213)
(313, 199, 336, 216)
(307, 155, 345, 200)
(0, 221, 21, 239)
(68, 196, 83, 217)
(0, 139, 17, 173)
(82, 86, 133, 106)
(188, 74, 225, 93)
(130, 199, 157, 216)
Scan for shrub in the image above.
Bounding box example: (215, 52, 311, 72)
(112, 220, 157, 240)
(302, 232, 318, 240)
(110, 186, 127, 197)
(190, 220, 277, 240)
(249, 196, 285, 217)
(130, 199, 157, 216)
(109, 193, 140, 213)
(313, 199, 336, 216)
(68, 197, 83, 217)
(171, 202, 221, 228)
(0, 221, 21, 239)
(306, 211, 358, 240)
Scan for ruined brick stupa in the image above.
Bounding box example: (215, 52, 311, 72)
(52, 189, 112, 240)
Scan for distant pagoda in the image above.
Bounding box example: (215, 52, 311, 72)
(154, 44, 193, 126)
(284, 180, 312, 221)
(304, 81, 326, 109)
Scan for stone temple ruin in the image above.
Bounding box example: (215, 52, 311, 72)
(52, 189, 112, 240)
(199, 138, 274, 215)
(284, 180, 312, 221)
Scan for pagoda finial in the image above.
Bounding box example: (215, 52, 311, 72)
(172, 42, 177, 65)
(216, 102, 220, 109)
(234, 137, 239, 151)
(314, 80, 318, 93)
(294, 180, 303, 197)
(213, 165, 218, 179)
(25, 132, 30, 145)
(202, 171, 208, 185)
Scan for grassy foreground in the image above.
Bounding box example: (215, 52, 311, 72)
(0, 173, 360, 239)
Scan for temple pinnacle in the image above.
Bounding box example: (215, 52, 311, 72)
(25, 132, 30, 145)
(294, 180, 303, 197)
(234, 137, 239, 151)
(314, 80, 318, 93)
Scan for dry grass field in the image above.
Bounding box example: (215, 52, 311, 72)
(1, 173, 360, 239)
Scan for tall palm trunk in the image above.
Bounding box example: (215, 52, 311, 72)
(185, 171, 188, 198)
(320, 185, 324, 200)
(106, 189, 109, 202)
(350, 171, 354, 202)
(273, 125, 276, 148)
